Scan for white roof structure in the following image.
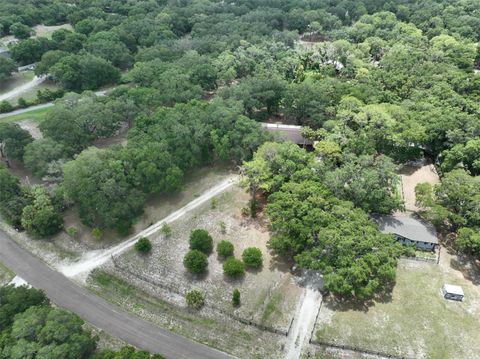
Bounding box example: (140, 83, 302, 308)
(443, 284, 464, 296)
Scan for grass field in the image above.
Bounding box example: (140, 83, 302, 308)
(0, 72, 35, 95)
(314, 259, 480, 359)
(0, 106, 52, 124)
(115, 184, 301, 331)
(0, 262, 14, 286)
(89, 269, 288, 359)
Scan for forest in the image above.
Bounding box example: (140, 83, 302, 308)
(0, 0, 480, 299)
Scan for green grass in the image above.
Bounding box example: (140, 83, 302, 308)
(0, 262, 14, 285)
(261, 292, 282, 324)
(0, 106, 52, 124)
(0, 72, 35, 95)
(315, 260, 480, 359)
(88, 269, 284, 359)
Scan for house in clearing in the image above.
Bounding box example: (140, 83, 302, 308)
(442, 284, 464, 301)
(373, 213, 438, 251)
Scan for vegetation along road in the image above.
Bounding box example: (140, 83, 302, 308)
(0, 230, 236, 359)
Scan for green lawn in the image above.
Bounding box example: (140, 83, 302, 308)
(0, 262, 14, 286)
(315, 260, 480, 359)
(0, 72, 35, 95)
(0, 106, 52, 124)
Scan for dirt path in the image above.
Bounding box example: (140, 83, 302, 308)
(399, 162, 440, 212)
(58, 175, 238, 280)
(0, 76, 46, 101)
(285, 288, 322, 359)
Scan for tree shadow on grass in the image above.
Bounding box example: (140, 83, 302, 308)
(449, 254, 480, 286)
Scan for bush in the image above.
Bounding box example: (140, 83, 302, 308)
(0, 100, 14, 113)
(185, 289, 205, 309)
(92, 228, 103, 240)
(189, 229, 213, 254)
(217, 240, 234, 258)
(160, 223, 172, 237)
(242, 247, 263, 269)
(232, 289, 240, 307)
(17, 97, 28, 108)
(183, 250, 208, 275)
(134, 237, 152, 254)
(223, 257, 245, 278)
(66, 227, 78, 238)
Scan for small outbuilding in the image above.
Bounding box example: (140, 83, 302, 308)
(373, 213, 438, 251)
(442, 284, 464, 301)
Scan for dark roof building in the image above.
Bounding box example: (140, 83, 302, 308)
(373, 213, 438, 251)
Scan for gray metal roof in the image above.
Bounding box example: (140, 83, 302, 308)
(373, 213, 438, 244)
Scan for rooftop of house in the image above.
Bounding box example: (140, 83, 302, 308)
(373, 213, 439, 244)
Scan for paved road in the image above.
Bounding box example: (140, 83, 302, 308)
(0, 231, 235, 359)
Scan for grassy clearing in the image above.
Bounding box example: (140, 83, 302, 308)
(0, 72, 35, 95)
(0, 262, 14, 285)
(0, 107, 52, 124)
(8, 80, 59, 105)
(33, 24, 73, 39)
(89, 269, 287, 359)
(315, 259, 480, 359)
(117, 185, 301, 331)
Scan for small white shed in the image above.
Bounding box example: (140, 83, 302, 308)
(442, 284, 464, 301)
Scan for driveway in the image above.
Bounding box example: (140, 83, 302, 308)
(0, 231, 235, 359)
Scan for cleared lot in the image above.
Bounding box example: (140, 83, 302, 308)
(114, 185, 302, 330)
(313, 258, 480, 359)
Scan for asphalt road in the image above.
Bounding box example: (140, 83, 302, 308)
(0, 231, 235, 359)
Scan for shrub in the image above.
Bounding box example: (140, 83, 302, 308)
(217, 240, 234, 258)
(17, 97, 28, 108)
(219, 221, 226, 234)
(242, 247, 263, 269)
(66, 227, 78, 238)
(232, 289, 240, 307)
(189, 229, 213, 254)
(223, 257, 245, 278)
(135, 237, 152, 254)
(92, 228, 103, 240)
(183, 250, 208, 275)
(185, 289, 205, 309)
(0, 100, 14, 113)
(161, 223, 172, 237)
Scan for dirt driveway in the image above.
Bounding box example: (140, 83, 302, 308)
(399, 161, 440, 212)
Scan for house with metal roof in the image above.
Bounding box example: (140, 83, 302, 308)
(373, 213, 438, 251)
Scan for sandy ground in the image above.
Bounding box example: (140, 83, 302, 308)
(59, 175, 238, 280)
(17, 119, 43, 139)
(399, 161, 440, 212)
(0, 76, 46, 102)
(111, 185, 302, 331)
(33, 24, 73, 38)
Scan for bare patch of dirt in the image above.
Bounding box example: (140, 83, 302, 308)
(116, 185, 302, 332)
(17, 119, 43, 139)
(399, 161, 440, 212)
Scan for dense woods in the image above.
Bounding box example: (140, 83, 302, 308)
(1, 0, 480, 299)
(0, 286, 165, 359)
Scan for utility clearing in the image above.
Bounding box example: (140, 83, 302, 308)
(59, 176, 238, 280)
